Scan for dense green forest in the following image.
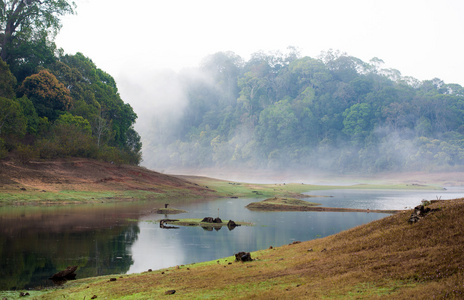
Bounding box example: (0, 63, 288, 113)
(0, 0, 141, 165)
(143, 49, 464, 173)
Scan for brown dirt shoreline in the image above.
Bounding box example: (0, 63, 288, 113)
(0, 158, 216, 205)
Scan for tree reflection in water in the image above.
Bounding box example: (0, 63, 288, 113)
(0, 204, 144, 291)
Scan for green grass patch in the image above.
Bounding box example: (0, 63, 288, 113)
(246, 197, 320, 211)
(188, 177, 332, 198)
(0, 290, 48, 299)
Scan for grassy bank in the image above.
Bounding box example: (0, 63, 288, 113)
(9, 198, 462, 299)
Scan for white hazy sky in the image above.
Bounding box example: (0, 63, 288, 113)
(55, 0, 464, 86)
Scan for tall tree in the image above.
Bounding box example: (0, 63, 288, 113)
(0, 0, 75, 62)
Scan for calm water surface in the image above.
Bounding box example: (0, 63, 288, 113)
(1, 188, 462, 290)
(305, 187, 464, 210)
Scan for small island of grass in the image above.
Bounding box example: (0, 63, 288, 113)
(152, 207, 188, 214)
(246, 197, 401, 213)
(246, 197, 321, 211)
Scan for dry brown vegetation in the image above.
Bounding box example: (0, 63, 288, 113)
(0, 158, 216, 204)
(0, 158, 205, 192)
(37, 198, 464, 299)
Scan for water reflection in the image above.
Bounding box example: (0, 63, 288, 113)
(127, 197, 388, 274)
(0, 204, 146, 290)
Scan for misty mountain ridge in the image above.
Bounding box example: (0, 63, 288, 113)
(135, 50, 464, 174)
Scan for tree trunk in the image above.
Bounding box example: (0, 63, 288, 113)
(1, 1, 26, 61)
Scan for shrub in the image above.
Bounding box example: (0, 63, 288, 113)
(0, 138, 7, 159)
(14, 144, 38, 163)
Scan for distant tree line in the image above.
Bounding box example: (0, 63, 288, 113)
(144, 49, 464, 173)
(0, 0, 141, 164)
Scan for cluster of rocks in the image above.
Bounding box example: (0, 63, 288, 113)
(201, 217, 222, 223)
(201, 217, 240, 230)
(408, 204, 438, 224)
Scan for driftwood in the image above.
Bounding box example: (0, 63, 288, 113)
(50, 266, 78, 280)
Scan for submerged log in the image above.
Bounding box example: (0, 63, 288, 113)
(50, 266, 78, 280)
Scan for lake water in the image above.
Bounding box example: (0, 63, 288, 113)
(1, 188, 463, 291)
(304, 187, 464, 210)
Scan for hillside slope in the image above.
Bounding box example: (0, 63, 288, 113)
(0, 158, 215, 205)
(34, 198, 464, 299)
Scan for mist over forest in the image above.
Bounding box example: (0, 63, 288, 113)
(131, 49, 464, 174)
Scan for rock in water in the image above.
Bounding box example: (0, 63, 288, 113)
(227, 220, 239, 230)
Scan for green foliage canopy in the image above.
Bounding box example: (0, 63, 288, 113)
(19, 69, 72, 121)
(143, 50, 464, 172)
(0, 0, 75, 61)
(0, 96, 26, 138)
(0, 57, 16, 98)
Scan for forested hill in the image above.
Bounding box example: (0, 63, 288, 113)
(0, 1, 141, 165)
(143, 50, 464, 173)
